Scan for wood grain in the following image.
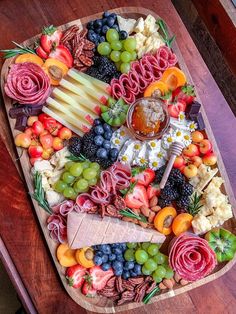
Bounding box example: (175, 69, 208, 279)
(0, 0, 236, 313)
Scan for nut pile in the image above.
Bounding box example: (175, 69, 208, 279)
(61, 25, 95, 71)
(98, 275, 156, 305)
(159, 272, 189, 290)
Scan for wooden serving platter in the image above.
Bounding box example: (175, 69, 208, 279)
(1, 6, 236, 313)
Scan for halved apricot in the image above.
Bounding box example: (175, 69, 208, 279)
(160, 67, 187, 91)
(15, 53, 44, 66)
(43, 58, 68, 85)
(154, 206, 177, 235)
(172, 213, 193, 236)
(75, 247, 95, 268)
(144, 80, 169, 98)
(57, 243, 78, 267)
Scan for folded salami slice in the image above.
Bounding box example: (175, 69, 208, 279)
(120, 74, 140, 95)
(109, 162, 131, 190)
(169, 233, 217, 282)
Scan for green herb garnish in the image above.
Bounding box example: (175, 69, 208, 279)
(66, 153, 87, 162)
(156, 19, 175, 48)
(131, 166, 147, 177)
(120, 181, 137, 196)
(120, 208, 147, 223)
(188, 192, 203, 216)
(31, 171, 52, 214)
(143, 286, 160, 304)
(0, 41, 36, 59)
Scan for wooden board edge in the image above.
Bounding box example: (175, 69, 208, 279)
(1, 6, 236, 313)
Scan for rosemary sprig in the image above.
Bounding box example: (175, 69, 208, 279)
(120, 181, 137, 196)
(188, 192, 203, 216)
(66, 153, 87, 162)
(120, 208, 147, 223)
(0, 41, 36, 59)
(143, 286, 160, 304)
(31, 171, 52, 215)
(156, 19, 176, 48)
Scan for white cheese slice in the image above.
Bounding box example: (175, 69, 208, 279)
(133, 17, 145, 33)
(117, 15, 137, 34)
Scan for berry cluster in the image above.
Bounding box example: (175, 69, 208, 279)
(86, 56, 120, 83)
(68, 119, 119, 169)
(93, 243, 142, 279)
(86, 12, 127, 47)
(155, 166, 193, 211)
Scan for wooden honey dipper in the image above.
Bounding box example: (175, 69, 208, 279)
(159, 142, 184, 189)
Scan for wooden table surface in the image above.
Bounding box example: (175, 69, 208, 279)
(0, 0, 236, 313)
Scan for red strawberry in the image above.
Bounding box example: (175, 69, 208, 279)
(172, 84, 195, 105)
(131, 168, 155, 187)
(125, 184, 149, 209)
(147, 184, 161, 199)
(81, 282, 97, 297)
(35, 45, 48, 59)
(40, 25, 63, 53)
(49, 45, 73, 68)
(89, 266, 113, 291)
(66, 265, 86, 288)
(167, 100, 186, 118)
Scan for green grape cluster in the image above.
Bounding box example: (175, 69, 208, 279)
(97, 29, 137, 74)
(53, 161, 100, 200)
(124, 242, 174, 282)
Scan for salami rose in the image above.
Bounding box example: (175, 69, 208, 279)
(5, 62, 50, 105)
(169, 233, 217, 282)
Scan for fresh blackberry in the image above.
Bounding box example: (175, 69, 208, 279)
(68, 137, 82, 156)
(176, 196, 190, 210)
(90, 156, 113, 169)
(180, 183, 194, 196)
(160, 186, 179, 201)
(158, 197, 172, 208)
(81, 131, 98, 158)
(169, 168, 185, 185)
(154, 166, 166, 184)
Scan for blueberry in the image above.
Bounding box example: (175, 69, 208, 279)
(116, 254, 125, 262)
(96, 148, 108, 159)
(99, 36, 106, 43)
(95, 251, 103, 257)
(94, 125, 104, 135)
(106, 16, 115, 27)
(100, 244, 111, 254)
(87, 30, 97, 42)
(95, 27, 102, 34)
(94, 135, 104, 146)
(94, 19, 103, 28)
(113, 247, 122, 255)
(101, 254, 109, 263)
(102, 140, 111, 150)
(110, 13, 117, 19)
(112, 261, 123, 271)
(114, 268, 123, 276)
(94, 118, 102, 126)
(111, 24, 119, 32)
(119, 30, 128, 40)
(94, 255, 103, 266)
(104, 131, 112, 140)
(109, 148, 119, 159)
(134, 264, 142, 275)
(122, 271, 130, 280)
(130, 270, 138, 277)
(109, 253, 116, 261)
(120, 243, 127, 251)
(102, 25, 109, 35)
(87, 21, 94, 30)
(103, 123, 112, 132)
(111, 243, 119, 248)
(102, 18, 108, 25)
(103, 11, 110, 18)
(124, 261, 135, 270)
(102, 263, 111, 271)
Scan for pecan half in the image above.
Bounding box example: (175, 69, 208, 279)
(114, 195, 126, 210)
(116, 276, 125, 293)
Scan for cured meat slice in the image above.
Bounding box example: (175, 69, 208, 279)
(169, 233, 217, 282)
(67, 211, 166, 248)
(119, 74, 140, 95)
(75, 194, 96, 212)
(100, 170, 117, 194)
(111, 78, 126, 99)
(47, 214, 67, 243)
(109, 162, 131, 190)
(52, 200, 75, 216)
(90, 185, 111, 204)
(5, 62, 51, 105)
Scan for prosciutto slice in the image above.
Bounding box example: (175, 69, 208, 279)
(52, 200, 75, 216)
(47, 214, 67, 243)
(169, 233, 217, 282)
(110, 46, 177, 104)
(109, 162, 131, 190)
(75, 194, 96, 212)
